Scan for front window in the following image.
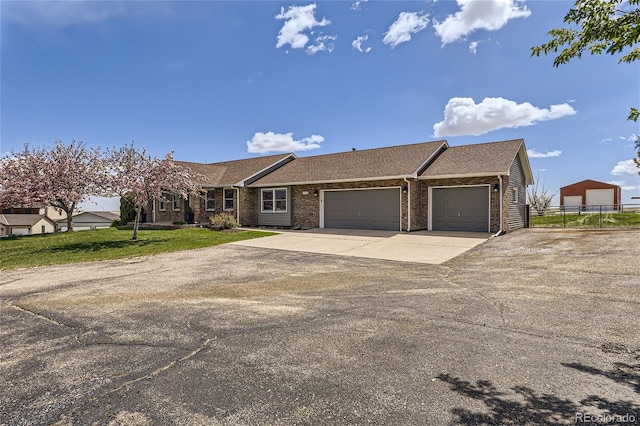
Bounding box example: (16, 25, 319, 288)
(206, 190, 215, 211)
(261, 188, 287, 212)
(224, 189, 234, 211)
(172, 194, 181, 211)
(159, 193, 167, 211)
(511, 187, 519, 204)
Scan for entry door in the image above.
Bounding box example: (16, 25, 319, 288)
(432, 187, 489, 232)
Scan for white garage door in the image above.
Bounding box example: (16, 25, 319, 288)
(11, 228, 30, 236)
(585, 189, 614, 206)
(563, 195, 582, 212)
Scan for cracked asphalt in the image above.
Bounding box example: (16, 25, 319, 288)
(1, 228, 639, 425)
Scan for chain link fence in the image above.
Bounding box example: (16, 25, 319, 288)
(529, 205, 640, 228)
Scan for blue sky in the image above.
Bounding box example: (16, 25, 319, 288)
(2, 0, 639, 211)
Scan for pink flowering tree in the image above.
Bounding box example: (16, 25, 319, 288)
(0, 140, 110, 232)
(106, 143, 204, 240)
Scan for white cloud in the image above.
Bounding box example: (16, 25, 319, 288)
(352, 35, 372, 53)
(351, 0, 368, 10)
(247, 132, 324, 154)
(608, 180, 640, 191)
(432, 97, 577, 137)
(469, 41, 478, 54)
(611, 159, 639, 176)
(600, 137, 613, 143)
(433, 0, 531, 45)
(2, 0, 133, 28)
(620, 133, 638, 142)
(527, 149, 562, 158)
(383, 12, 430, 48)
(275, 4, 331, 52)
(306, 34, 336, 55)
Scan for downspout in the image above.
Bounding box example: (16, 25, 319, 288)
(235, 187, 241, 226)
(403, 177, 411, 232)
(492, 175, 503, 237)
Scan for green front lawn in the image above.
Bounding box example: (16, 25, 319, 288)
(530, 211, 640, 228)
(0, 227, 275, 270)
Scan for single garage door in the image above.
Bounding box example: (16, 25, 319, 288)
(564, 195, 582, 211)
(10, 228, 30, 236)
(323, 188, 401, 230)
(585, 189, 613, 206)
(586, 188, 615, 212)
(432, 187, 489, 232)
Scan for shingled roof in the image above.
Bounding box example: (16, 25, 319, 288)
(176, 153, 294, 187)
(0, 214, 53, 227)
(418, 139, 532, 183)
(73, 211, 121, 221)
(248, 141, 447, 186)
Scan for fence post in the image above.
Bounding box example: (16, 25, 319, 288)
(563, 207, 566, 228)
(599, 205, 603, 228)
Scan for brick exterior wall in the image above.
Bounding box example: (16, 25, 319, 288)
(238, 188, 257, 226)
(148, 196, 189, 224)
(290, 185, 321, 229)
(147, 176, 511, 233)
(196, 188, 251, 225)
(287, 179, 409, 230)
(147, 187, 258, 226)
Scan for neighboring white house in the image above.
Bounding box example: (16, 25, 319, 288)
(58, 211, 120, 231)
(41, 207, 67, 222)
(0, 214, 57, 236)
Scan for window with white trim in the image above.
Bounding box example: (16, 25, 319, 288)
(261, 188, 287, 212)
(206, 190, 215, 211)
(172, 194, 181, 211)
(224, 189, 234, 211)
(159, 193, 167, 211)
(511, 187, 518, 204)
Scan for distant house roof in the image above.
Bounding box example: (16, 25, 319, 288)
(74, 211, 120, 221)
(560, 179, 621, 190)
(0, 214, 54, 227)
(176, 153, 295, 187)
(248, 141, 448, 187)
(418, 139, 533, 184)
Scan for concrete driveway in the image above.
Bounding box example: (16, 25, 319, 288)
(231, 228, 490, 264)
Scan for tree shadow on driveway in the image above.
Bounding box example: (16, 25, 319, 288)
(437, 360, 640, 425)
(35, 238, 165, 254)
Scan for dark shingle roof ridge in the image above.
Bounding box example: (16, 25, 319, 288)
(446, 138, 523, 149)
(176, 152, 293, 167)
(296, 140, 448, 160)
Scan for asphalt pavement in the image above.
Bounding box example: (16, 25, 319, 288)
(1, 228, 639, 425)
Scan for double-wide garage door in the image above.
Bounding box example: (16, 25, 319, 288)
(323, 188, 401, 231)
(432, 187, 489, 232)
